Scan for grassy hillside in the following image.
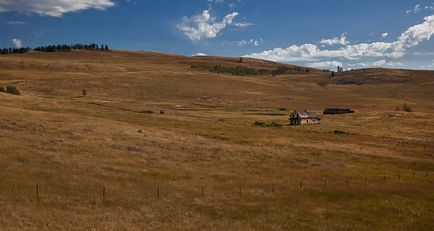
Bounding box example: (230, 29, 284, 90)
(0, 50, 433, 230)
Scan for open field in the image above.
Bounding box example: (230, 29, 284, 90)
(0, 50, 434, 230)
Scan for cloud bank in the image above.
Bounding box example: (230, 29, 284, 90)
(0, 0, 115, 17)
(245, 15, 434, 63)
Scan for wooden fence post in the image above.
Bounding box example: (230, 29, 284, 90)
(102, 186, 106, 201)
(157, 186, 160, 199)
(345, 177, 349, 188)
(239, 186, 242, 198)
(201, 187, 205, 198)
(383, 175, 386, 183)
(398, 173, 401, 181)
(299, 180, 303, 190)
(36, 184, 39, 200)
(324, 179, 327, 190)
(364, 176, 367, 186)
(272, 184, 275, 193)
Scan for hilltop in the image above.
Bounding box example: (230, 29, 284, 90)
(0, 50, 433, 230)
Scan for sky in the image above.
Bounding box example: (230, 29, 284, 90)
(1, 0, 434, 70)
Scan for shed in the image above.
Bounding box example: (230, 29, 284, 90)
(289, 110, 320, 125)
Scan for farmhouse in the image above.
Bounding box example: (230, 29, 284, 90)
(289, 110, 320, 125)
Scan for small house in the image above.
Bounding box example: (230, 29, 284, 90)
(289, 110, 320, 125)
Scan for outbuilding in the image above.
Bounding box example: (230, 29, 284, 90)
(289, 110, 320, 125)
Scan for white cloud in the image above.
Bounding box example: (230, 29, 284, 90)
(223, 38, 263, 46)
(0, 0, 115, 17)
(381, 32, 389, 38)
(245, 15, 434, 62)
(373, 59, 403, 67)
(307, 61, 343, 69)
(177, 9, 250, 41)
(208, 0, 225, 4)
(406, 3, 434, 14)
(11, 38, 22, 48)
(232, 22, 254, 27)
(320, 34, 349, 46)
(245, 42, 401, 62)
(7, 21, 27, 25)
(395, 15, 434, 49)
(373, 59, 386, 66)
(193, 53, 207, 56)
(406, 4, 422, 14)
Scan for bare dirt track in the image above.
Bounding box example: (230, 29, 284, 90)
(0, 50, 433, 230)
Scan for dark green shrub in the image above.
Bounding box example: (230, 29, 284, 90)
(254, 121, 266, 126)
(6, 85, 20, 95)
(402, 103, 412, 112)
(267, 122, 282, 127)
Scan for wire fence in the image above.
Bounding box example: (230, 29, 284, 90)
(1, 171, 432, 204)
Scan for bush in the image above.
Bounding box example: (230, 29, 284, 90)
(210, 65, 268, 76)
(317, 82, 328, 87)
(396, 103, 412, 112)
(254, 121, 266, 126)
(334, 130, 346, 134)
(6, 85, 20, 95)
(254, 121, 282, 127)
(402, 103, 412, 112)
(268, 122, 282, 127)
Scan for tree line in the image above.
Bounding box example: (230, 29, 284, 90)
(191, 64, 311, 77)
(0, 43, 110, 55)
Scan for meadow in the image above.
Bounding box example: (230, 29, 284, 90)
(0, 50, 433, 230)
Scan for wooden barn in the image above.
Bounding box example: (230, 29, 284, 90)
(289, 110, 320, 125)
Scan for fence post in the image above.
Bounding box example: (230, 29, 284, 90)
(102, 186, 106, 201)
(239, 186, 242, 198)
(299, 180, 304, 190)
(345, 177, 349, 189)
(383, 175, 386, 183)
(157, 186, 160, 199)
(36, 184, 39, 200)
(398, 173, 401, 182)
(201, 187, 205, 198)
(324, 179, 327, 190)
(364, 176, 367, 186)
(272, 184, 275, 193)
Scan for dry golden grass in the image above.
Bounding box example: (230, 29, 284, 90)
(0, 50, 433, 230)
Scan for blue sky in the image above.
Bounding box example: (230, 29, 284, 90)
(1, 0, 434, 70)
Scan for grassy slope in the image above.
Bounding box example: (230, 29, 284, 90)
(0, 50, 433, 230)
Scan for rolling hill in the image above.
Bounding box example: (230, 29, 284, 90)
(0, 50, 433, 230)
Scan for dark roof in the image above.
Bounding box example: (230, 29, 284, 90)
(292, 111, 319, 119)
